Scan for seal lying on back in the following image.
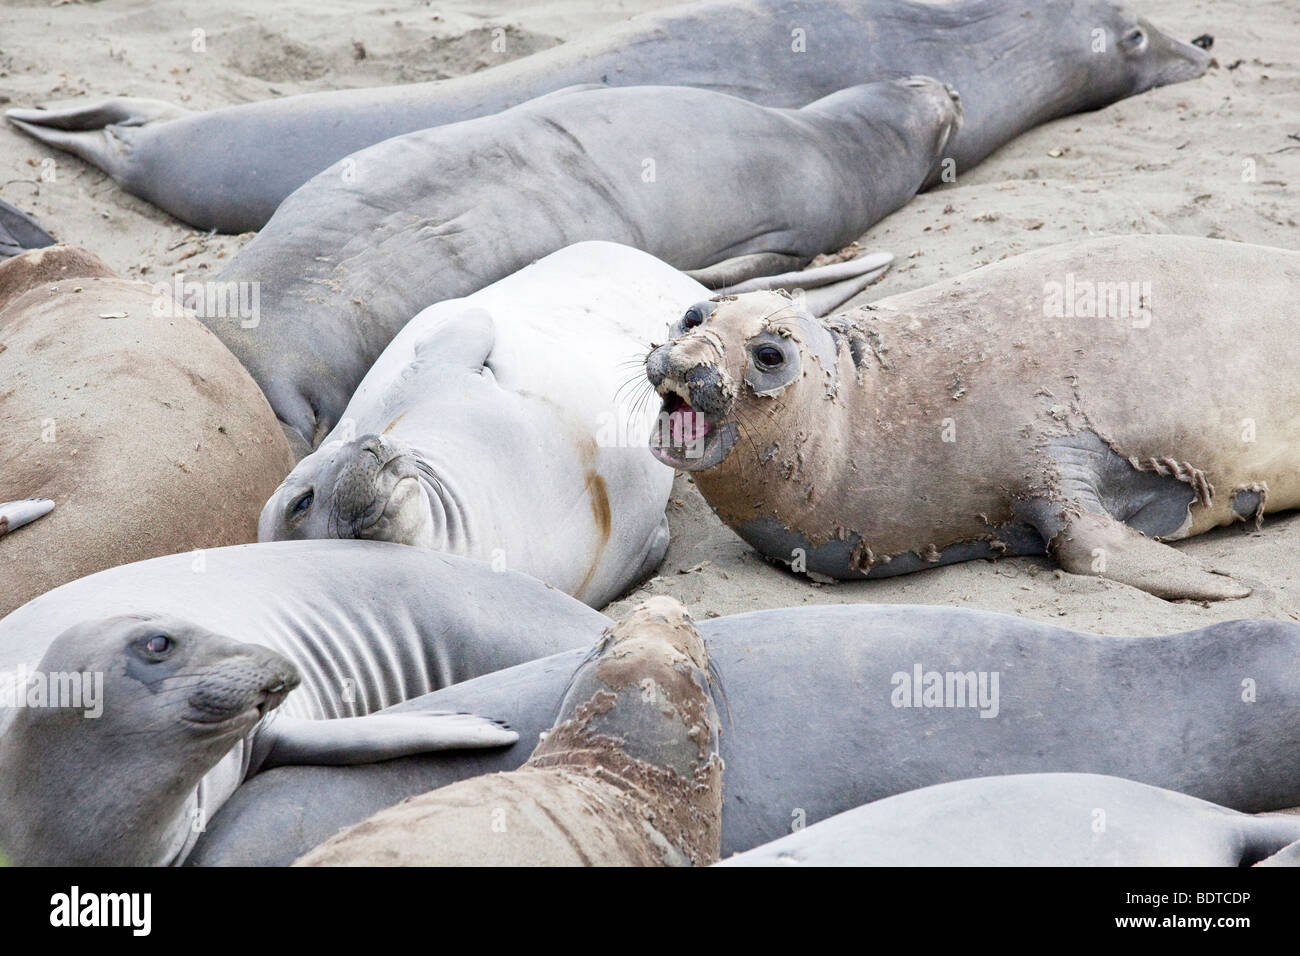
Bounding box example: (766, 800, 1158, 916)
(0, 246, 294, 617)
(296, 598, 722, 867)
(719, 774, 1300, 866)
(200, 78, 959, 450)
(0, 540, 608, 865)
(645, 235, 1300, 601)
(7, 0, 1210, 232)
(255, 242, 885, 607)
(189, 605, 1300, 865)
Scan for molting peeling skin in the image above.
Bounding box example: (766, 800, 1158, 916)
(294, 596, 722, 867)
(646, 236, 1300, 602)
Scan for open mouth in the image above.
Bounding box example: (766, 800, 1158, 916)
(650, 386, 723, 470)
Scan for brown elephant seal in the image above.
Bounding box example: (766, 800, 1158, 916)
(295, 596, 722, 867)
(645, 235, 1300, 601)
(0, 246, 295, 616)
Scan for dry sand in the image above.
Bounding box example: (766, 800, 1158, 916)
(2, 0, 1297, 636)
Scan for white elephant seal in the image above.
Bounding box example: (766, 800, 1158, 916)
(198, 77, 958, 450)
(719, 773, 1300, 867)
(645, 235, 1300, 601)
(296, 597, 722, 867)
(0, 540, 617, 865)
(6, 0, 1210, 232)
(257, 243, 885, 607)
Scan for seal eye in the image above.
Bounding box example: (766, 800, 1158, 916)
(1120, 27, 1147, 51)
(753, 344, 785, 371)
(144, 634, 173, 658)
(682, 307, 705, 330)
(288, 489, 314, 519)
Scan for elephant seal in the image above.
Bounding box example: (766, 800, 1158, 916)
(0, 198, 54, 259)
(718, 773, 1300, 866)
(296, 597, 722, 866)
(7, 0, 1209, 232)
(0, 614, 520, 866)
(256, 242, 883, 606)
(193, 76, 959, 449)
(0, 539, 610, 715)
(187, 604, 1300, 865)
(0, 246, 295, 617)
(644, 235, 1300, 602)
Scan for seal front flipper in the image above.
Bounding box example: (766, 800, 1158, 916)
(1030, 507, 1250, 601)
(252, 712, 518, 770)
(0, 498, 54, 538)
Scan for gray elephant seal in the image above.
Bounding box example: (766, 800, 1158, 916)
(0, 615, 300, 866)
(0, 246, 295, 616)
(0, 539, 609, 715)
(200, 77, 960, 449)
(296, 597, 721, 866)
(0, 540, 612, 865)
(718, 773, 1300, 866)
(7, 0, 1209, 232)
(188, 605, 1300, 865)
(0, 614, 518, 866)
(645, 235, 1300, 601)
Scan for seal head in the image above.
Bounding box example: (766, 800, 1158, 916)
(259, 434, 441, 548)
(646, 292, 839, 472)
(0, 614, 298, 866)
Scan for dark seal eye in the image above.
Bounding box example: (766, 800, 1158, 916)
(754, 344, 785, 370)
(288, 489, 313, 519)
(144, 634, 173, 657)
(1120, 27, 1146, 50)
(683, 307, 705, 329)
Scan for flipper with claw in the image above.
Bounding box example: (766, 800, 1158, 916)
(7, 98, 190, 183)
(1033, 507, 1250, 601)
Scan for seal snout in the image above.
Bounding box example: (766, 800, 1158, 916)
(188, 645, 300, 727)
(645, 338, 734, 472)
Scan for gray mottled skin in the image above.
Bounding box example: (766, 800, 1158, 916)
(189, 605, 1300, 865)
(718, 773, 1300, 866)
(205, 78, 961, 449)
(7, 0, 1208, 233)
(0, 540, 607, 865)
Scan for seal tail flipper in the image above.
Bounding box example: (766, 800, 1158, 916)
(7, 98, 188, 183)
(1032, 507, 1250, 601)
(687, 250, 894, 314)
(0, 498, 55, 538)
(0, 199, 56, 260)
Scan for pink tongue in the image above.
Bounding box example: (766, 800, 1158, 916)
(669, 407, 711, 447)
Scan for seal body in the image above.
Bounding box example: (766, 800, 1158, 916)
(718, 773, 1300, 866)
(296, 597, 722, 866)
(203, 77, 961, 448)
(0, 540, 606, 864)
(646, 236, 1300, 601)
(0, 246, 295, 617)
(8, 0, 1208, 232)
(188, 604, 1300, 865)
(257, 243, 705, 607)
